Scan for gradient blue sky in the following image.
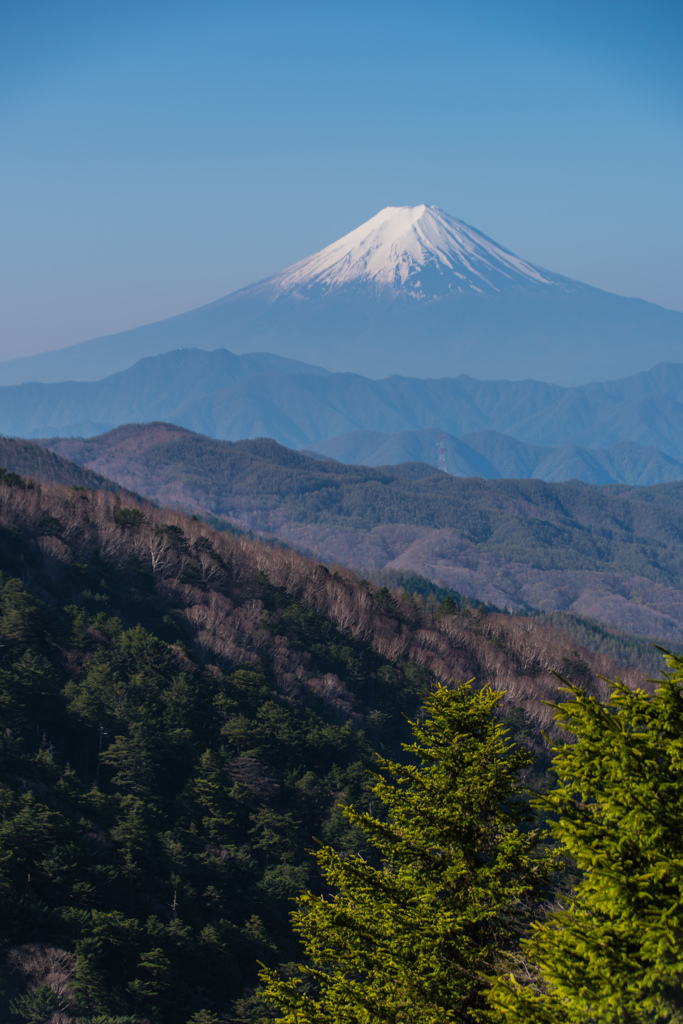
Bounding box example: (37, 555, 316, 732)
(2, 0, 682, 359)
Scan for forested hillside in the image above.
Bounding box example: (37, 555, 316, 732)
(0, 468, 647, 1023)
(38, 424, 683, 642)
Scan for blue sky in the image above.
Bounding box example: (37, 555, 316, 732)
(1, 0, 682, 359)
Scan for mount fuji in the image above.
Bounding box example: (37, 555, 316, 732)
(3, 204, 682, 385)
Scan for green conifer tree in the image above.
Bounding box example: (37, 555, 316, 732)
(491, 656, 683, 1023)
(261, 683, 550, 1023)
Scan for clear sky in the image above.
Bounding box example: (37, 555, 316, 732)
(1, 0, 682, 360)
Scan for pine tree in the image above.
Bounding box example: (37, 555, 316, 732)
(490, 656, 683, 1023)
(261, 683, 550, 1023)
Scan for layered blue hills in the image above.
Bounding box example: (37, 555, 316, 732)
(1, 346, 682, 485)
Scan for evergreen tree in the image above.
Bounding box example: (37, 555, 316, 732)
(491, 656, 683, 1023)
(262, 683, 550, 1023)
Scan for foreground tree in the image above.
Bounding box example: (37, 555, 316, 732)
(491, 655, 683, 1023)
(261, 682, 550, 1023)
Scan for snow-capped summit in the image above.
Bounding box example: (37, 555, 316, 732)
(262, 204, 555, 299)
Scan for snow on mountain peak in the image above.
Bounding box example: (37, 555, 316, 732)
(267, 204, 555, 299)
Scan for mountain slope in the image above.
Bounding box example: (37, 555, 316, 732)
(2, 205, 681, 385)
(37, 423, 683, 642)
(4, 466, 652, 1020)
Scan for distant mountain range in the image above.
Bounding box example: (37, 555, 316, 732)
(27, 422, 683, 644)
(2, 205, 681, 385)
(3, 348, 683, 484)
(304, 428, 683, 486)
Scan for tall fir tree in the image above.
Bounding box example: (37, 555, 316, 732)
(262, 682, 550, 1023)
(491, 655, 683, 1024)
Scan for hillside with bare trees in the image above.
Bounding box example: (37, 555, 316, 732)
(0, 468, 647, 729)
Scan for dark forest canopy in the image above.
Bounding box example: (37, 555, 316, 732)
(0, 469, 653, 1023)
